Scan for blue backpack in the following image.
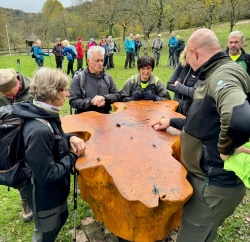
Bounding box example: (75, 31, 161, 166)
(70, 45, 78, 59)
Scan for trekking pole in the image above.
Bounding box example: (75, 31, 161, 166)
(16, 59, 21, 73)
(73, 165, 78, 242)
(49, 55, 52, 68)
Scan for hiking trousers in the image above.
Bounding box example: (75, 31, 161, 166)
(177, 173, 246, 242)
(32, 201, 68, 242)
(125, 52, 134, 68)
(153, 51, 161, 66)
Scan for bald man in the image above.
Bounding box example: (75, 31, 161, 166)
(152, 28, 250, 242)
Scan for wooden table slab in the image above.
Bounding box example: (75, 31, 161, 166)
(61, 100, 193, 242)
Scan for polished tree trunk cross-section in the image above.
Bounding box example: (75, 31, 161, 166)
(61, 100, 193, 242)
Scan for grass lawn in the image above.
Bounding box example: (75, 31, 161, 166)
(0, 21, 250, 241)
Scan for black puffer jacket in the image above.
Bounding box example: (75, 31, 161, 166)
(12, 101, 77, 212)
(167, 63, 202, 115)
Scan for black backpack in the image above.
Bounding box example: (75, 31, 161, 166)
(178, 40, 185, 52)
(31, 46, 35, 58)
(113, 41, 118, 52)
(0, 105, 55, 190)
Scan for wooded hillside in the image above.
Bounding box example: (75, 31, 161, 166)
(0, 0, 249, 49)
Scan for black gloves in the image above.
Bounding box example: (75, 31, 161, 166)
(142, 92, 156, 101)
(131, 91, 143, 100)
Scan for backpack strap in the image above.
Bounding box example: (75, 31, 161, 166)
(35, 118, 63, 156)
(31, 118, 63, 228)
(78, 70, 111, 97)
(103, 74, 111, 91)
(130, 75, 139, 94)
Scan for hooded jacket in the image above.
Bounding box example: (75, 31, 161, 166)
(171, 52, 250, 187)
(12, 101, 77, 212)
(75, 41, 84, 59)
(69, 67, 121, 114)
(0, 73, 32, 107)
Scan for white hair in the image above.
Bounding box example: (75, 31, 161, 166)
(228, 30, 244, 42)
(87, 46, 105, 59)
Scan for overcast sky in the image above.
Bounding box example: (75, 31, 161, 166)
(0, 0, 75, 13)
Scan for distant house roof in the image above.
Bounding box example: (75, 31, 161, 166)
(26, 33, 38, 42)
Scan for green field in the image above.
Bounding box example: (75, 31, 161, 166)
(0, 21, 250, 241)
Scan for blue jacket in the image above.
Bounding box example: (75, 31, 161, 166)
(168, 37, 177, 47)
(33, 46, 49, 62)
(62, 46, 73, 61)
(125, 38, 135, 53)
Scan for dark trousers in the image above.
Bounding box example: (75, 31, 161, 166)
(174, 51, 181, 68)
(104, 56, 110, 69)
(177, 173, 246, 242)
(36, 59, 43, 68)
(77, 58, 83, 70)
(67, 59, 74, 78)
(32, 201, 68, 242)
(125, 52, 134, 68)
(109, 53, 114, 68)
(55, 57, 63, 69)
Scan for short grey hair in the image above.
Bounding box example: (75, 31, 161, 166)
(87, 46, 105, 59)
(29, 68, 69, 101)
(228, 30, 244, 42)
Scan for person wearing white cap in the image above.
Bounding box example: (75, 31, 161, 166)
(152, 34, 163, 66)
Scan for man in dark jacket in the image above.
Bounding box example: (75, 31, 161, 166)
(153, 28, 250, 242)
(225, 30, 250, 76)
(0, 68, 33, 222)
(0, 69, 32, 106)
(173, 35, 185, 68)
(69, 46, 121, 114)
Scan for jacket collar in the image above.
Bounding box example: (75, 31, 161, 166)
(194, 51, 229, 80)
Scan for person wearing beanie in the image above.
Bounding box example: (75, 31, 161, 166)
(0, 68, 32, 106)
(75, 37, 84, 70)
(0, 68, 33, 222)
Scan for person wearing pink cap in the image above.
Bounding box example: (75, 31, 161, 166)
(75, 37, 84, 70)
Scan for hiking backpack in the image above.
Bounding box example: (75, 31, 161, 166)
(0, 105, 57, 190)
(31, 46, 35, 58)
(178, 40, 185, 52)
(69, 70, 111, 114)
(70, 45, 78, 59)
(113, 41, 118, 52)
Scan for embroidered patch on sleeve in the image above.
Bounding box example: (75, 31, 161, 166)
(215, 80, 229, 95)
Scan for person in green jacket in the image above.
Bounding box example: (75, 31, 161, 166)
(0, 68, 33, 222)
(152, 28, 250, 242)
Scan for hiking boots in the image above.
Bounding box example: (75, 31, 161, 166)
(22, 199, 33, 222)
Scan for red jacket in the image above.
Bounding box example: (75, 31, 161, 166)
(75, 41, 84, 58)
